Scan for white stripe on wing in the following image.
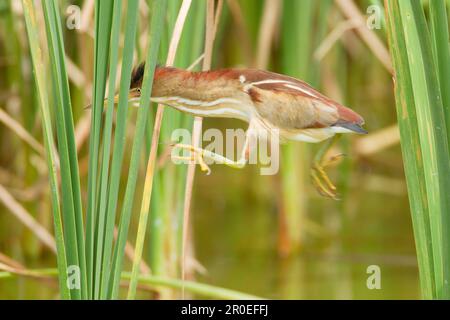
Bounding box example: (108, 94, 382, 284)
(243, 79, 320, 100)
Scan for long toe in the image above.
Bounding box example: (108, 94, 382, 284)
(311, 166, 338, 200)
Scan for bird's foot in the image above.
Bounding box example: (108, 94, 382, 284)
(172, 144, 212, 175)
(310, 153, 345, 200)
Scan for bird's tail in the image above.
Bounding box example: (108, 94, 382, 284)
(333, 120, 367, 134)
(333, 106, 367, 134)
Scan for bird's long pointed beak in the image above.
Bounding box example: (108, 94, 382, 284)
(85, 89, 141, 110)
(106, 93, 121, 106)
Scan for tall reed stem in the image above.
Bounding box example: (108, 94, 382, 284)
(386, 0, 450, 299)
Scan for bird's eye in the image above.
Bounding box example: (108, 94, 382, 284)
(137, 88, 141, 94)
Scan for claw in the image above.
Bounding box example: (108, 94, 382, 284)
(311, 163, 338, 200)
(172, 144, 212, 175)
(311, 153, 344, 201)
(196, 152, 211, 175)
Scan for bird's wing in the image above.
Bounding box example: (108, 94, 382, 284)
(239, 69, 364, 131)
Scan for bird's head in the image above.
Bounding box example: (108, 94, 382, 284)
(108, 62, 146, 105)
(124, 62, 145, 104)
(128, 62, 145, 98)
(85, 63, 145, 109)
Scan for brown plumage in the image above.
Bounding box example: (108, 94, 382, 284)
(129, 63, 366, 143)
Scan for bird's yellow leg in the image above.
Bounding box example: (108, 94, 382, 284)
(311, 134, 344, 200)
(171, 153, 212, 174)
(172, 135, 250, 173)
(173, 144, 248, 170)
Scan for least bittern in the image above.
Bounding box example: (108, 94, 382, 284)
(125, 64, 366, 199)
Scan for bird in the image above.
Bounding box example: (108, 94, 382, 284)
(125, 63, 367, 199)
